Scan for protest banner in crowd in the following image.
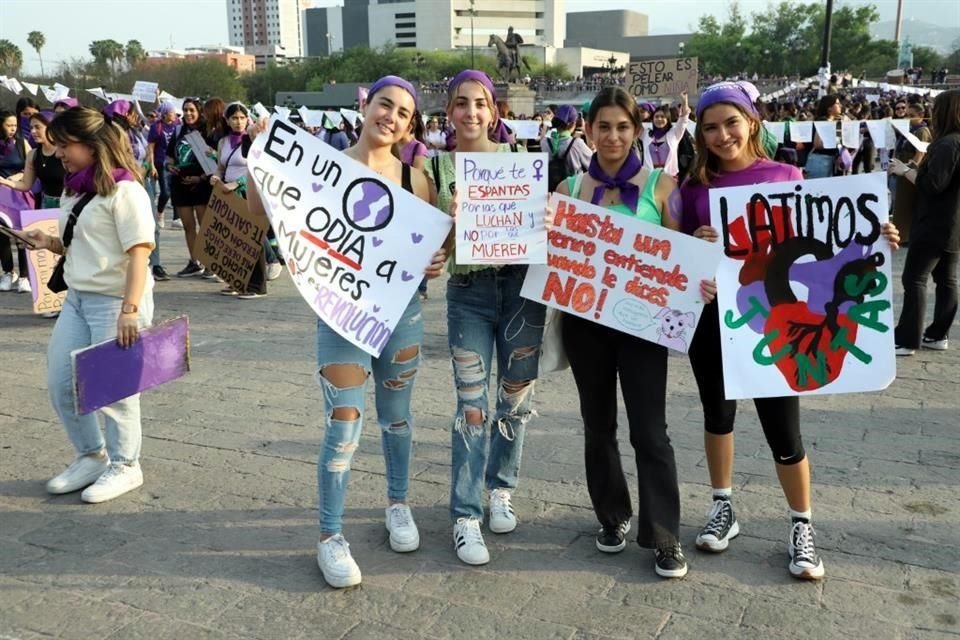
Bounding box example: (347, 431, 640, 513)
(521, 194, 722, 353)
(709, 173, 895, 399)
(626, 57, 698, 98)
(194, 185, 269, 292)
(455, 152, 548, 265)
(20, 208, 66, 314)
(248, 116, 452, 357)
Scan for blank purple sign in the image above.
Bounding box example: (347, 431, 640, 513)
(72, 316, 191, 415)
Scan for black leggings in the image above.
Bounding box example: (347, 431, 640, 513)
(0, 235, 27, 275)
(156, 165, 170, 214)
(562, 314, 679, 547)
(687, 303, 805, 465)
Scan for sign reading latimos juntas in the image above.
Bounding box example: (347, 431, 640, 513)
(626, 57, 699, 98)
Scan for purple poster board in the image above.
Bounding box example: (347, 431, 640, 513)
(72, 316, 191, 415)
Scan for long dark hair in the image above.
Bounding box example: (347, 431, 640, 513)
(815, 94, 841, 120)
(586, 86, 642, 129)
(929, 88, 960, 140)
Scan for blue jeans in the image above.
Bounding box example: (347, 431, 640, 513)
(446, 266, 546, 520)
(804, 152, 835, 179)
(316, 294, 423, 535)
(47, 289, 154, 464)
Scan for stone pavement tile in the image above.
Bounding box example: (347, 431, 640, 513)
(15, 515, 132, 556)
(821, 577, 960, 633)
(0, 539, 54, 573)
(422, 601, 579, 640)
(316, 584, 449, 633)
(826, 550, 909, 591)
(655, 613, 752, 640)
(403, 567, 540, 615)
(523, 586, 668, 639)
(207, 594, 357, 640)
(740, 594, 912, 639)
(9, 550, 140, 595)
(492, 547, 625, 598)
(97, 576, 246, 629)
(104, 612, 235, 640)
(0, 578, 43, 612)
(0, 591, 136, 639)
(905, 565, 960, 604)
(339, 621, 430, 640)
(619, 578, 753, 625)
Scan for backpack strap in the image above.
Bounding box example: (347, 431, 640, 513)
(401, 163, 412, 193)
(431, 155, 442, 194)
(62, 193, 97, 250)
(510, 143, 518, 152)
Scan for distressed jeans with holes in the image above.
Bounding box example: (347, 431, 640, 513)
(316, 294, 423, 535)
(446, 266, 546, 521)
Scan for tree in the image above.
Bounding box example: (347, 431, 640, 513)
(118, 58, 247, 102)
(27, 31, 45, 78)
(0, 39, 23, 76)
(125, 40, 147, 68)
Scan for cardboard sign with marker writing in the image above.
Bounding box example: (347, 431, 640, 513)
(19, 208, 66, 314)
(195, 185, 269, 292)
(626, 57, 698, 98)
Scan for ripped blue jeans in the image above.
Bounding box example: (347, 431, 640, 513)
(316, 294, 423, 535)
(447, 266, 546, 521)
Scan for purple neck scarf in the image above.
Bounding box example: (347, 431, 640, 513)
(588, 149, 643, 212)
(64, 166, 136, 194)
(650, 125, 670, 140)
(228, 131, 244, 147)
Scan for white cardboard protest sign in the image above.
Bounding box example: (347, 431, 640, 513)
(184, 131, 219, 176)
(274, 106, 292, 120)
(709, 173, 895, 399)
(788, 121, 813, 143)
(813, 121, 838, 149)
(626, 57, 698, 98)
(132, 81, 159, 103)
(763, 122, 786, 144)
(454, 152, 548, 265)
(521, 194, 722, 353)
(297, 106, 324, 128)
(890, 119, 930, 153)
(248, 117, 453, 356)
(865, 120, 890, 148)
(841, 120, 862, 149)
(340, 108, 362, 125)
(503, 120, 541, 140)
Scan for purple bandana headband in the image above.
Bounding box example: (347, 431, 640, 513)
(447, 70, 497, 103)
(695, 82, 760, 120)
(367, 75, 419, 109)
(103, 100, 132, 120)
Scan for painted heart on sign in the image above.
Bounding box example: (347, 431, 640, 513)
(251, 149, 262, 159)
(763, 302, 858, 392)
(401, 270, 414, 282)
(372, 237, 383, 247)
(411, 232, 423, 244)
(373, 305, 382, 312)
(312, 183, 324, 192)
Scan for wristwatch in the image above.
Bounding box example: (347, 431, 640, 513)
(121, 302, 138, 314)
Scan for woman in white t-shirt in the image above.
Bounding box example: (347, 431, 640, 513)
(24, 107, 156, 504)
(424, 117, 446, 157)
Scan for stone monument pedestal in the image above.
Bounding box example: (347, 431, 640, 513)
(494, 83, 536, 118)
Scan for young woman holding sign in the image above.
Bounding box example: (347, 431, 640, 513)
(679, 82, 900, 580)
(426, 70, 546, 567)
(553, 86, 714, 578)
(166, 98, 211, 279)
(23, 107, 155, 503)
(264, 76, 446, 589)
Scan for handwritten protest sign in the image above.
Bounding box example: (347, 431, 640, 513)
(709, 173, 895, 399)
(131, 81, 159, 103)
(455, 152, 548, 265)
(73, 316, 191, 415)
(521, 194, 722, 353)
(195, 185, 269, 292)
(248, 117, 453, 356)
(503, 120, 542, 140)
(626, 57, 698, 98)
(20, 208, 66, 314)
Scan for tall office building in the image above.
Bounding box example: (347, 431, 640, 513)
(226, 0, 307, 64)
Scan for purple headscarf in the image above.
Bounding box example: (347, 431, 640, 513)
(157, 101, 177, 116)
(695, 82, 760, 120)
(554, 104, 578, 127)
(367, 75, 418, 109)
(53, 98, 79, 110)
(103, 100, 133, 120)
(447, 70, 498, 102)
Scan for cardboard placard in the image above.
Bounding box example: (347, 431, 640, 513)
(195, 185, 269, 292)
(248, 116, 453, 356)
(131, 81, 159, 103)
(626, 57, 698, 98)
(184, 131, 219, 176)
(19, 208, 66, 314)
(73, 316, 191, 415)
(521, 194, 723, 353)
(709, 173, 895, 399)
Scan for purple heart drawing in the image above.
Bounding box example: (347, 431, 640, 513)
(373, 305, 382, 312)
(401, 271, 414, 282)
(269, 201, 279, 210)
(251, 149, 262, 159)
(312, 183, 324, 192)
(411, 232, 423, 244)
(372, 237, 383, 247)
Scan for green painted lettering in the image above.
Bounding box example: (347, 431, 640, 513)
(848, 300, 891, 332)
(724, 296, 769, 329)
(830, 326, 871, 364)
(753, 330, 791, 365)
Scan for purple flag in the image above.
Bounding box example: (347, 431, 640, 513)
(72, 316, 191, 415)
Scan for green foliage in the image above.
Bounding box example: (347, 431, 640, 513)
(119, 59, 247, 102)
(0, 39, 23, 76)
(125, 40, 147, 68)
(27, 31, 45, 77)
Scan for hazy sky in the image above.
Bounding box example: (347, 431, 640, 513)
(0, 0, 956, 75)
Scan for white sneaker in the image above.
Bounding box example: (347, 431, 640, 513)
(922, 336, 949, 351)
(385, 504, 420, 552)
(157, 212, 166, 229)
(453, 517, 489, 565)
(80, 462, 143, 503)
(489, 488, 517, 533)
(0, 272, 12, 291)
(895, 345, 916, 356)
(266, 263, 283, 281)
(317, 534, 362, 588)
(46, 453, 109, 494)
(17, 277, 31, 294)
(170, 219, 183, 230)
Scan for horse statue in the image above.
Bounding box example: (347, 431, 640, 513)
(488, 34, 529, 83)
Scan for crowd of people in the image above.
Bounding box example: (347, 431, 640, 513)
(1, 69, 957, 594)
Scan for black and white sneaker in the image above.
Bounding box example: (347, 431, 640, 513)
(788, 519, 825, 580)
(177, 261, 204, 278)
(151, 265, 170, 282)
(654, 542, 688, 578)
(596, 520, 631, 553)
(922, 336, 948, 351)
(695, 497, 740, 552)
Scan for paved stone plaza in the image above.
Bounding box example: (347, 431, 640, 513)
(1, 230, 958, 640)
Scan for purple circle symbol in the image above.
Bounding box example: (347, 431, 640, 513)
(342, 178, 394, 232)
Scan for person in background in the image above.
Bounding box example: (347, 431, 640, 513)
(24, 107, 155, 503)
(544, 104, 592, 176)
(52, 98, 79, 113)
(0, 109, 35, 293)
(804, 94, 843, 179)
(0, 111, 63, 209)
(318, 116, 350, 151)
(147, 102, 178, 230)
(15, 97, 40, 146)
(637, 95, 690, 177)
(165, 98, 211, 278)
(203, 98, 227, 151)
(399, 111, 429, 171)
(891, 101, 932, 243)
(891, 89, 960, 356)
(424, 117, 446, 157)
